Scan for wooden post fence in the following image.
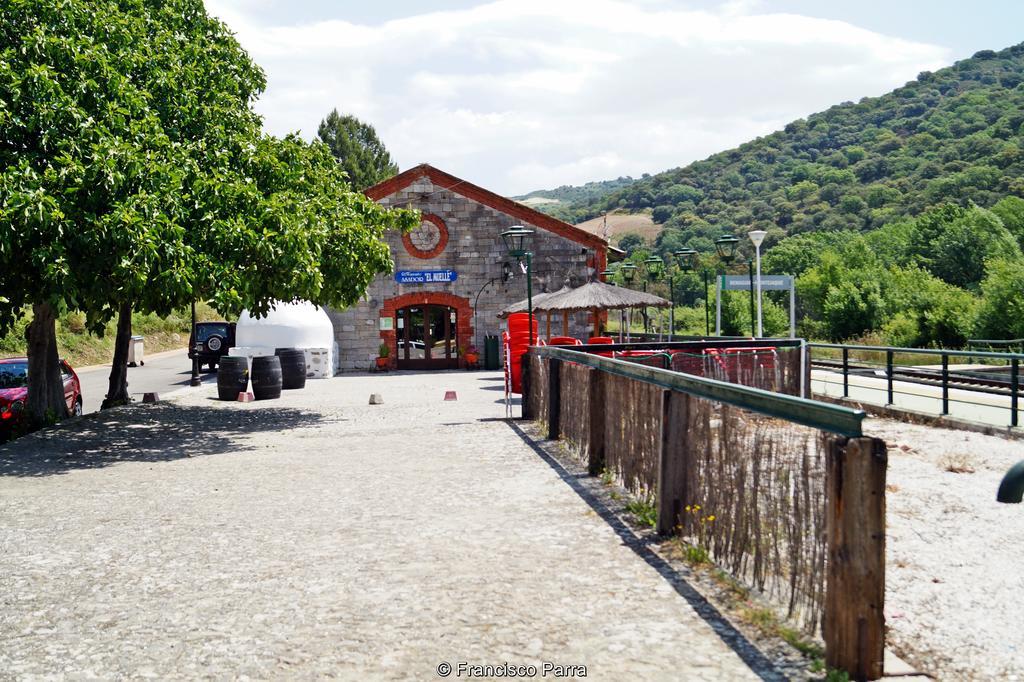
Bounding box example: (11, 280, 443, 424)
(655, 390, 690, 536)
(825, 436, 887, 681)
(547, 358, 562, 440)
(522, 345, 885, 680)
(587, 370, 606, 476)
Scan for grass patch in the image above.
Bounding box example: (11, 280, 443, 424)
(939, 452, 976, 474)
(0, 304, 220, 366)
(668, 540, 831, 672)
(624, 495, 657, 528)
(684, 544, 710, 565)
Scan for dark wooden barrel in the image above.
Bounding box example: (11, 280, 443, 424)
(217, 356, 249, 401)
(251, 355, 282, 400)
(274, 348, 307, 390)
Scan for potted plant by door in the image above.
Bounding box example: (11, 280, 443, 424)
(462, 344, 479, 368)
(376, 342, 390, 371)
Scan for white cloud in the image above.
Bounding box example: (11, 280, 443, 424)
(205, 0, 951, 195)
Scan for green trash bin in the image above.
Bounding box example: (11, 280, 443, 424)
(484, 334, 500, 370)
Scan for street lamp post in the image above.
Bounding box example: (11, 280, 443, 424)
(643, 255, 662, 337)
(748, 229, 767, 338)
(620, 263, 637, 341)
(501, 226, 536, 346)
(674, 247, 709, 337)
(600, 267, 617, 337)
(714, 234, 739, 336)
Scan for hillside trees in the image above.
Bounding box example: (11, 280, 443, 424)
(317, 110, 399, 190)
(755, 205, 1016, 344)
(531, 43, 1024, 242)
(975, 259, 1024, 339)
(0, 0, 416, 426)
(908, 204, 1020, 287)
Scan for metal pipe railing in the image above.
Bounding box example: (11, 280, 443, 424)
(809, 342, 1024, 362)
(808, 342, 1024, 428)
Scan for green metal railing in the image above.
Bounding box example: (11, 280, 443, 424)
(529, 345, 865, 437)
(968, 338, 1024, 355)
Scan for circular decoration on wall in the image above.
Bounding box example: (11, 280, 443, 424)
(403, 214, 449, 259)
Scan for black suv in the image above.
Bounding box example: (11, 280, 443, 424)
(188, 322, 236, 371)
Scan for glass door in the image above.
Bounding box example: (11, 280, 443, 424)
(396, 305, 458, 369)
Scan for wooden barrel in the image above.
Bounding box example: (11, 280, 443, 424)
(217, 356, 249, 401)
(251, 355, 282, 400)
(274, 348, 307, 390)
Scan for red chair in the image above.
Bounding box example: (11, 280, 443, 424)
(587, 336, 614, 358)
(548, 336, 581, 346)
(614, 350, 670, 369)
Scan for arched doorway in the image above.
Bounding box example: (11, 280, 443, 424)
(395, 305, 459, 369)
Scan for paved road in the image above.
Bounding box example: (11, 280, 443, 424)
(77, 349, 216, 414)
(0, 371, 763, 680)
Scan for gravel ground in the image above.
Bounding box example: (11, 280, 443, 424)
(0, 371, 766, 681)
(866, 418, 1024, 681)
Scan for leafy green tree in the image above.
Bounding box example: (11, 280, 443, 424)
(316, 109, 399, 190)
(909, 204, 1020, 288)
(651, 205, 674, 224)
(975, 258, 1024, 339)
(617, 233, 646, 255)
(0, 0, 416, 425)
(885, 266, 978, 347)
(821, 280, 886, 341)
(990, 196, 1024, 250)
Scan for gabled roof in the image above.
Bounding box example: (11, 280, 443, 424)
(364, 164, 607, 251)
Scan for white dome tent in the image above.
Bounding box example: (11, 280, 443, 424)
(231, 301, 335, 378)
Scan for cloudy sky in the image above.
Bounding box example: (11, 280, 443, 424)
(204, 0, 1024, 195)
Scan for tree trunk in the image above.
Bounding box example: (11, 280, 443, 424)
(102, 302, 133, 410)
(25, 302, 68, 427)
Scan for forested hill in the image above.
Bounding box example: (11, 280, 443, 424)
(551, 43, 1024, 256)
(511, 177, 635, 222)
(517, 43, 1024, 347)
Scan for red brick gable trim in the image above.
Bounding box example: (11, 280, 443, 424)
(379, 291, 473, 369)
(401, 213, 449, 260)
(366, 164, 609, 256)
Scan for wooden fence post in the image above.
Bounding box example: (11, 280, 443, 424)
(547, 358, 562, 440)
(587, 369, 606, 476)
(656, 390, 690, 536)
(825, 436, 887, 681)
(521, 353, 532, 420)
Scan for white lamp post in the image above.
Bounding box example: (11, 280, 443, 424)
(748, 230, 767, 338)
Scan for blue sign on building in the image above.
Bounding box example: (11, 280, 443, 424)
(395, 270, 458, 284)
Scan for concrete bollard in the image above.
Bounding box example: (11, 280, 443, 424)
(369, 393, 384, 405)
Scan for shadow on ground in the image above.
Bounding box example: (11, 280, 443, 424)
(505, 420, 787, 682)
(0, 402, 325, 478)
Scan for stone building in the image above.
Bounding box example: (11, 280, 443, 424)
(327, 164, 608, 371)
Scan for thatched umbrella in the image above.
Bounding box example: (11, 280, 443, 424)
(497, 286, 567, 318)
(532, 280, 670, 338)
(498, 285, 574, 341)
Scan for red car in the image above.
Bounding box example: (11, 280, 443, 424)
(0, 358, 83, 433)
